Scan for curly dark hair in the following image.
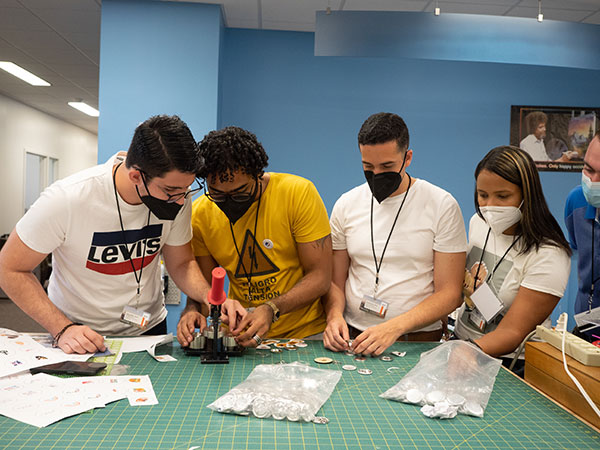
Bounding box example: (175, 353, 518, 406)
(525, 111, 547, 135)
(197, 126, 269, 183)
(358, 112, 409, 151)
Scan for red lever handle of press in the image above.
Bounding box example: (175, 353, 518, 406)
(207, 267, 226, 305)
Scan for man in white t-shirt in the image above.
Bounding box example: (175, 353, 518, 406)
(323, 112, 467, 356)
(519, 111, 549, 161)
(0, 115, 244, 354)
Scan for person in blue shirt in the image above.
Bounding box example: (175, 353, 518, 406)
(565, 130, 600, 340)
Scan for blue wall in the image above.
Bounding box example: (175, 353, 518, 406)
(98, 0, 223, 333)
(98, 0, 222, 160)
(98, 2, 599, 332)
(219, 28, 600, 327)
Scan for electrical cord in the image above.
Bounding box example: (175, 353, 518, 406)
(508, 329, 536, 371)
(557, 313, 600, 419)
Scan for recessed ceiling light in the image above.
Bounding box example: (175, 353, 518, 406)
(68, 101, 99, 117)
(0, 61, 50, 86)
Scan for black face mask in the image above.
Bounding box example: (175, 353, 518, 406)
(363, 153, 407, 203)
(216, 182, 260, 224)
(136, 185, 183, 221)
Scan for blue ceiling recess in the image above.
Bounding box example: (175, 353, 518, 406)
(315, 11, 600, 71)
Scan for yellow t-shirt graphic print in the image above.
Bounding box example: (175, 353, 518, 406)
(191, 172, 330, 338)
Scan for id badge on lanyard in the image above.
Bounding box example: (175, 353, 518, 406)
(360, 294, 389, 318)
(470, 282, 504, 323)
(120, 305, 151, 329)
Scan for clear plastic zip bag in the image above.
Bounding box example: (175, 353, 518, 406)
(380, 341, 502, 418)
(208, 361, 341, 422)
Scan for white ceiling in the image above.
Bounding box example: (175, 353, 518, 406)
(1, 0, 600, 135)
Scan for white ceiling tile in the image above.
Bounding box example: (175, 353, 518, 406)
(439, 0, 520, 4)
(223, 0, 259, 21)
(20, 0, 100, 12)
(423, 3, 512, 15)
(506, 6, 594, 22)
(582, 11, 600, 24)
(262, 0, 342, 22)
(27, 8, 100, 35)
(0, 1, 24, 7)
(61, 31, 100, 48)
(26, 47, 93, 66)
(51, 64, 98, 82)
(343, 0, 426, 12)
(226, 18, 261, 29)
(1, 30, 73, 50)
(0, 7, 50, 31)
(262, 20, 316, 32)
(515, 0, 600, 11)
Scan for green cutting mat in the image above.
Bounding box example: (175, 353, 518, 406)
(1, 342, 598, 449)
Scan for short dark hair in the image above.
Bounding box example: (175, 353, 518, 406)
(358, 112, 409, 152)
(525, 111, 547, 134)
(197, 126, 269, 183)
(475, 145, 571, 256)
(125, 115, 201, 180)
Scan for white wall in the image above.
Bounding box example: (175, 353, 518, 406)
(0, 94, 98, 235)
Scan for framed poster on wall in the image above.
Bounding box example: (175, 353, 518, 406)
(510, 105, 599, 172)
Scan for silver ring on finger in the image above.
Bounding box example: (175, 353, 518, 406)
(252, 334, 262, 345)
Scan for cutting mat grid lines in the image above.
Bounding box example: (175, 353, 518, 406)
(1, 342, 598, 449)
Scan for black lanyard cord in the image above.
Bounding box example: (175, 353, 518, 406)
(113, 163, 150, 297)
(474, 227, 521, 291)
(230, 182, 263, 302)
(370, 174, 412, 292)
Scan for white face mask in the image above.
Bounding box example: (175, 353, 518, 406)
(479, 202, 523, 235)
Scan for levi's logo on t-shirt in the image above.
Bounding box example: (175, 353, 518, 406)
(85, 224, 163, 275)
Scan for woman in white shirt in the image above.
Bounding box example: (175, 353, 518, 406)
(455, 146, 571, 365)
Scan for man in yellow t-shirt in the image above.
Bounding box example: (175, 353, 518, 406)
(177, 126, 331, 348)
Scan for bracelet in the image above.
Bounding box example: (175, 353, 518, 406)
(52, 322, 82, 348)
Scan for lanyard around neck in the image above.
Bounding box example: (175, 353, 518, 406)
(112, 162, 150, 298)
(473, 227, 520, 290)
(370, 174, 412, 293)
(230, 182, 263, 302)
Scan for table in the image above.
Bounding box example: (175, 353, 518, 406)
(1, 342, 599, 449)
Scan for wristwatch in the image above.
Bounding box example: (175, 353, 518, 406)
(263, 301, 280, 322)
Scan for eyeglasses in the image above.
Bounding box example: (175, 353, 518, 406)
(139, 170, 203, 204)
(205, 180, 257, 203)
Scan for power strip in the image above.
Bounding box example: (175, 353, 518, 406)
(535, 325, 600, 367)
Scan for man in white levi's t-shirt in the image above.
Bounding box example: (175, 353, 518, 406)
(323, 112, 467, 356)
(0, 115, 245, 354)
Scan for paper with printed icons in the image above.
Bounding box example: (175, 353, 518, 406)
(0, 329, 70, 378)
(122, 375, 158, 406)
(0, 373, 99, 427)
(0, 373, 157, 427)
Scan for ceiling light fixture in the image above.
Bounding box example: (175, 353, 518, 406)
(538, 0, 543, 22)
(434, 1, 440, 16)
(0, 61, 50, 86)
(68, 101, 99, 117)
